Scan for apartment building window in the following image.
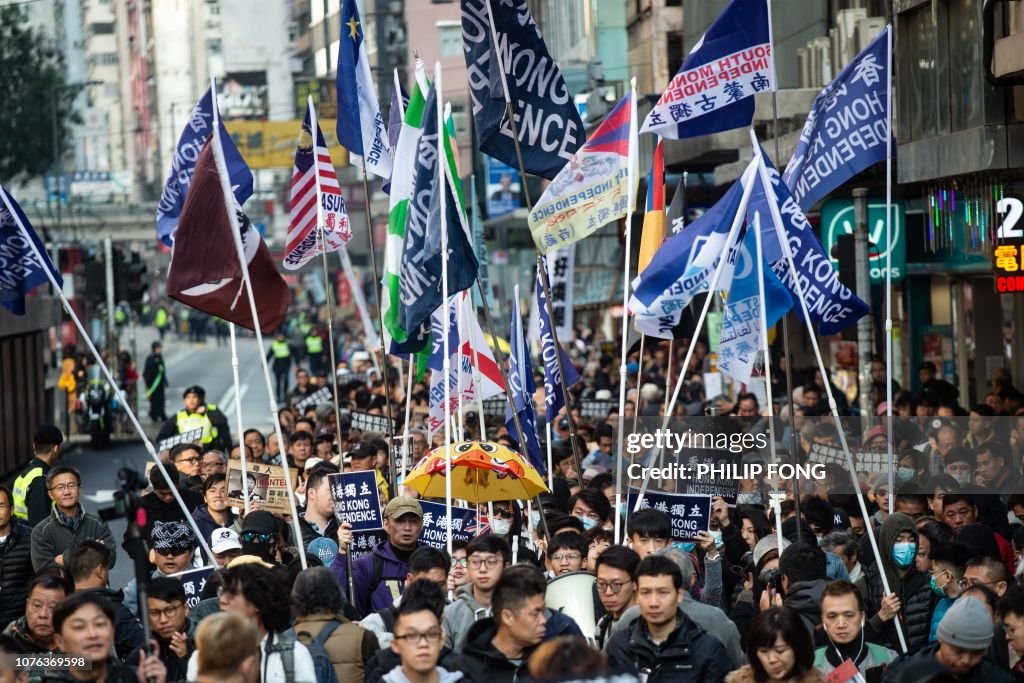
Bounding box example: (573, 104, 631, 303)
(438, 22, 461, 57)
(207, 39, 222, 55)
(316, 47, 328, 77)
(90, 22, 114, 34)
(89, 53, 118, 66)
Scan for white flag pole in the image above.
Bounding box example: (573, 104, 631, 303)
(435, 62, 454, 557)
(614, 77, 639, 545)
(884, 25, 895, 515)
(755, 151, 907, 653)
(337, 248, 381, 374)
(636, 158, 759, 507)
(401, 357, 414, 495)
(210, 78, 307, 570)
(228, 322, 250, 515)
(1, 189, 217, 568)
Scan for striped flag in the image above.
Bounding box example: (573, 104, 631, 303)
(284, 98, 351, 270)
(637, 139, 666, 273)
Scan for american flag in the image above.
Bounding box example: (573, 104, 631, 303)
(283, 102, 350, 270)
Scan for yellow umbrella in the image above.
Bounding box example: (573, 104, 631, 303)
(404, 440, 549, 503)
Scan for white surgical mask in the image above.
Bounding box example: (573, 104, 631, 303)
(530, 511, 541, 528)
(953, 473, 971, 486)
(577, 515, 599, 532)
(491, 519, 511, 536)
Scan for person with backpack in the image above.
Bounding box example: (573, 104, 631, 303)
(362, 546, 451, 649)
(333, 497, 426, 619)
(186, 563, 318, 682)
(292, 566, 380, 683)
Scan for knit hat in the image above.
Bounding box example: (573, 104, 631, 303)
(151, 521, 196, 551)
(936, 597, 994, 651)
(753, 535, 790, 569)
(241, 510, 279, 534)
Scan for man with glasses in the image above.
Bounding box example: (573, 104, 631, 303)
(594, 546, 639, 648)
(963, 555, 1009, 597)
(200, 449, 227, 480)
(386, 579, 461, 683)
(447, 540, 470, 592)
(29, 465, 115, 571)
(997, 586, 1024, 677)
(171, 443, 204, 492)
(124, 520, 198, 618)
(443, 536, 510, 652)
(544, 532, 586, 578)
(127, 577, 196, 682)
(0, 485, 34, 628)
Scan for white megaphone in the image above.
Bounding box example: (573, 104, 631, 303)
(545, 571, 598, 645)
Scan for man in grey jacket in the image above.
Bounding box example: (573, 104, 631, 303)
(29, 465, 116, 572)
(610, 545, 744, 668)
(441, 535, 510, 652)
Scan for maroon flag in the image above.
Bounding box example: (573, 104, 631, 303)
(167, 139, 289, 333)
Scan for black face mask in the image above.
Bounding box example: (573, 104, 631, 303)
(241, 541, 275, 563)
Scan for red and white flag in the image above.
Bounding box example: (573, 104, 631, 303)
(284, 97, 351, 270)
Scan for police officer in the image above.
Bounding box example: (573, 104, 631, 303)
(144, 341, 168, 423)
(304, 325, 326, 377)
(268, 332, 293, 405)
(12, 425, 64, 526)
(157, 386, 231, 452)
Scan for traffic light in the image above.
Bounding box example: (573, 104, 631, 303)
(126, 253, 147, 307)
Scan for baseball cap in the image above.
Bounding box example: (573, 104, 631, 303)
(33, 425, 65, 448)
(303, 457, 325, 471)
(348, 441, 377, 461)
(315, 426, 336, 442)
(384, 496, 423, 520)
(210, 527, 242, 554)
(241, 510, 278, 534)
(151, 521, 196, 551)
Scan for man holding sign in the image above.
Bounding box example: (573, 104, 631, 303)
(334, 496, 425, 619)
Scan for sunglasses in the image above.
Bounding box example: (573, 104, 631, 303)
(240, 531, 273, 543)
(155, 547, 190, 557)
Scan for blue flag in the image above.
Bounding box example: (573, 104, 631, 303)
(782, 27, 889, 210)
(396, 83, 479, 353)
(0, 185, 62, 315)
(382, 75, 409, 196)
(336, 0, 392, 178)
(535, 266, 580, 422)
(751, 152, 869, 336)
(642, 0, 775, 139)
(460, 0, 584, 180)
(155, 88, 253, 247)
(506, 286, 544, 474)
(718, 226, 792, 383)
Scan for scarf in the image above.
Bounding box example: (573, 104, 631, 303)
(824, 632, 869, 670)
(55, 504, 84, 533)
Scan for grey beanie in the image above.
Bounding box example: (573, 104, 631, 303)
(936, 597, 994, 651)
(753, 535, 791, 569)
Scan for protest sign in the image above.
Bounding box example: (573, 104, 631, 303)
(482, 396, 507, 417)
(350, 411, 396, 434)
(349, 528, 388, 561)
(226, 462, 299, 515)
(676, 448, 739, 505)
(418, 500, 479, 549)
(328, 471, 383, 531)
(294, 386, 333, 412)
(169, 566, 215, 608)
(157, 428, 204, 453)
(579, 400, 617, 419)
(336, 370, 369, 387)
(627, 489, 711, 541)
(808, 443, 894, 475)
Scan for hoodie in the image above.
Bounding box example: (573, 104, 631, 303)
(863, 512, 933, 652)
(782, 579, 827, 641)
(382, 665, 464, 683)
(442, 583, 491, 652)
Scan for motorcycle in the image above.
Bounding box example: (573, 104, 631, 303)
(75, 380, 114, 449)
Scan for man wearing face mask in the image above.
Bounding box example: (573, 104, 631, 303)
(568, 490, 611, 532)
(863, 512, 933, 652)
(814, 580, 896, 677)
(238, 510, 287, 567)
(926, 542, 972, 643)
(943, 447, 976, 487)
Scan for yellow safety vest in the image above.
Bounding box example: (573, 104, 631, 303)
(176, 408, 217, 444)
(305, 335, 323, 354)
(155, 309, 168, 328)
(115, 308, 127, 324)
(12, 464, 44, 520)
(271, 340, 291, 359)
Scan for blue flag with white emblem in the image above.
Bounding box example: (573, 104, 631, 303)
(535, 265, 580, 422)
(506, 285, 545, 475)
(782, 26, 890, 210)
(336, 0, 392, 179)
(642, 0, 775, 139)
(155, 88, 253, 247)
(460, 0, 584, 180)
(0, 185, 62, 315)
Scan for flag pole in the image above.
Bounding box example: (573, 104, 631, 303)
(337, 248, 381, 374)
(752, 210, 784, 549)
(210, 80, 307, 570)
(636, 159, 759, 506)
(482, 0, 584, 488)
(401, 356, 414, 495)
(663, 171, 687, 415)
(756, 153, 907, 653)
(884, 24, 895, 514)
(1, 189, 217, 568)
(228, 322, 251, 515)
(614, 77, 639, 545)
(308, 97, 347, 443)
(436, 62, 454, 557)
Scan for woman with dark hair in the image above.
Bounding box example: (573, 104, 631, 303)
(528, 635, 608, 681)
(727, 607, 824, 683)
(739, 509, 773, 551)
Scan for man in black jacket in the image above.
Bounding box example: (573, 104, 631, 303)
(606, 555, 731, 683)
(129, 464, 203, 549)
(144, 341, 168, 423)
(777, 541, 828, 641)
(67, 540, 144, 660)
(0, 485, 34, 628)
(126, 577, 195, 683)
(450, 565, 548, 683)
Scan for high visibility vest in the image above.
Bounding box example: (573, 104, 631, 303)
(114, 308, 127, 324)
(12, 464, 44, 520)
(271, 340, 291, 359)
(305, 334, 323, 354)
(176, 409, 217, 444)
(155, 309, 168, 328)
(298, 321, 313, 336)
